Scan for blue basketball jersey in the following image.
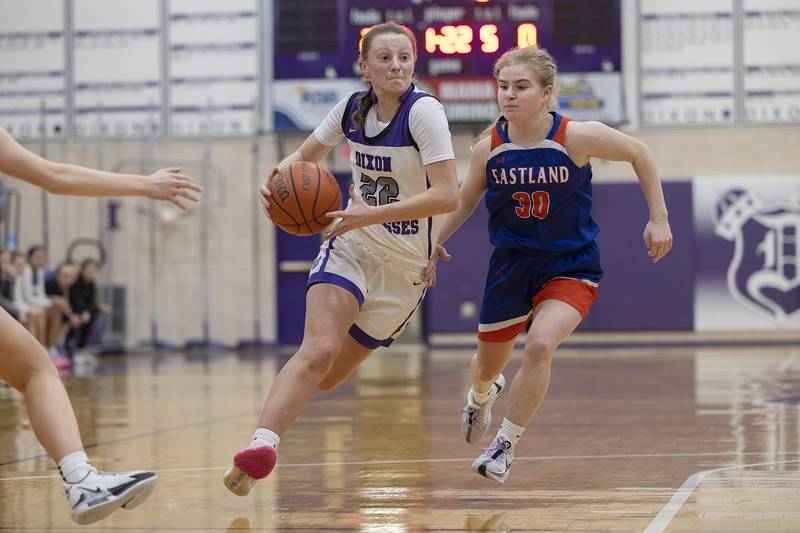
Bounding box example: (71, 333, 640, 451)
(484, 112, 598, 254)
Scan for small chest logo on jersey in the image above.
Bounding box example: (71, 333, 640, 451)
(490, 165, 569, 185)
(355, 151, 393, 173)
(714, 188, 800, 322)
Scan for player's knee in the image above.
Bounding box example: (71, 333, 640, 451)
(11, 346, 58, 392)
(297, 342, 337, 376)
(523, 339, 555, 365)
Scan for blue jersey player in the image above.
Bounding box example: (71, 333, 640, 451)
(224, 22, 459, 495)
(424, 46, 673, 483)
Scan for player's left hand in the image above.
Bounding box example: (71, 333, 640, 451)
(144, 167, 203, 210)
(421, 244, 452, 287)
(324, 184, 378, 239)
(643, 217, 672, 263)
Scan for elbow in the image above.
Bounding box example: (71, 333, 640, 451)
(442, 194, 460, 213)
(40, 164, 66, 195)
(631, 140, 652, 166)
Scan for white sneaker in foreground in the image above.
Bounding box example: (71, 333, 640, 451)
(471, 435, 514, 483)
(65, 469, 157, 525)
(461, 373, 505, 444)
(222, 445, 277, 497)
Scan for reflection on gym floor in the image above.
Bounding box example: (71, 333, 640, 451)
(1, 344, 799, 531)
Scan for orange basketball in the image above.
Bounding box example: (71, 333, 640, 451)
(267, 161, 341, 236)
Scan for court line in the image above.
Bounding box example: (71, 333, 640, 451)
(2, 451, 799, 483)
(643, 459, 800, 533)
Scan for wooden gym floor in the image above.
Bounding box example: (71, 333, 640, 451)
(1, 343, 799, 532)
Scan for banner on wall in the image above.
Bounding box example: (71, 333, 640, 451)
(693, 176, 800, 331)
(273, 79, 363, 131)
(417, 73, 624, 125)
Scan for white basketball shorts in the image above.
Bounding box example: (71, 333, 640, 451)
(307, 231, 427, 349)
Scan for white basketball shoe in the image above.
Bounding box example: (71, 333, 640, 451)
(471, 435, 514, 483)
(461, 374, 506, 443)
(64, 469, 157, 525)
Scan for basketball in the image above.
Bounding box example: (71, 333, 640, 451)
(267, 161, 342, 235)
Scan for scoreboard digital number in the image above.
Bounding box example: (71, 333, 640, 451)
(361, 21, 537, 55)
(274, 0, 621, 79)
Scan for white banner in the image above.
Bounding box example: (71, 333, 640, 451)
(168, 0, 259, 137)
(0, 0, 67, 139)
(273, 79, 364, 131)
(557, 72, 625, 124)
(743, 0, 800, 124)
(73, 0, 161, 138)
(640, 0, 736, 126)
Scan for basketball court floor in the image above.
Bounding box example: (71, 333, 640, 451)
(1, 342, 799, 532)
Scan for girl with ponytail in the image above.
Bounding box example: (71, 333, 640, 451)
(227, 21, 459, 494)
(423, 46, 672, 483)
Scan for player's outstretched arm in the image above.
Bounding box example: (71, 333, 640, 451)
(567, 121, 672, 263)
(0, 127, 202, 210)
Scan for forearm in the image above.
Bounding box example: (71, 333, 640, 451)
(278, 151, 304, 170)
(48, 163, 147, 197)
(373, 186, 458, 224)
(632, 150, 668, 221)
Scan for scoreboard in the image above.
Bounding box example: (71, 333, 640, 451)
(272, 0, 625, 127)
(274, 0, 620, 79)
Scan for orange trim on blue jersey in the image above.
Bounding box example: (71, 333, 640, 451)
(532, 277, 597, 320)
(490, 122, 504, 150)
(552, 115, 571, 147)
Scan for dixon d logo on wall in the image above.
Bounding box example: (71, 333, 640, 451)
(713, 188, 800, 322)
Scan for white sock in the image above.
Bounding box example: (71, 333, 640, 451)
(471, 387, 492, 405)
(250, 427, 280, 449)
(58, 451, 93, 484)
(498, 418, 525, 448)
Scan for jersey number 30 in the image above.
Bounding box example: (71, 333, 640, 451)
(512, 191, 550, 219)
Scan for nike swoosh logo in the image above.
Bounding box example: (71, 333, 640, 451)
(109, 472, 156, 497)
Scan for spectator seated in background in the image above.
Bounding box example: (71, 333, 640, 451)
(11, 246, 50, 356)
(67, 259, 109, 364)
(44, 261, 79, 367)
(0, 249, 19, 320)
(19, 245, 68, 362)
(9, 251, 47, 340)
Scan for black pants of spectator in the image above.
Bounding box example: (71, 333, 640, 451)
(66, 316, 95, 357)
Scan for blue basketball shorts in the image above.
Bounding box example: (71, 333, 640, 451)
(478, 242, 603, 342)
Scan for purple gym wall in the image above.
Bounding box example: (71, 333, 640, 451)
(276, 178, 799, 344)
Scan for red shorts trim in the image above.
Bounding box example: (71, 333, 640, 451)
(532, 278, 598, 319)
(476, 320, 529, 343)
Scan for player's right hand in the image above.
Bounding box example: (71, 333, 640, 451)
(259, 166, 280, 221)
(421, 243, 452, 287)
